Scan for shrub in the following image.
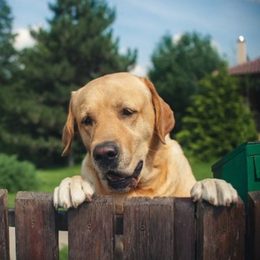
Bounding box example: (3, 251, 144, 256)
(0, 154, 38, 192)
(177, 68, 257, 160)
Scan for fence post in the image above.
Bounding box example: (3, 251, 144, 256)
(174, 198, 196, 260)
(196, 199, 245, 260)
(0, 190, 9, 260)
(68, 196, 114, 260)
(248, 191, 260, 260)
(15, 192, 59, 260)
(123, 197, 174, 260)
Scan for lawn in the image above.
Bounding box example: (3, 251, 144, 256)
(8, 165, 81, 208)
(189, 156, 214, 180)
(7, 156, 214, 207)
(37, 165, 81, 193)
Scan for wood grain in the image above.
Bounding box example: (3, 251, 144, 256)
(123, 197, 174, 260)
(15, 192, 59, 260)
(68, 196, 114, 260)
(0, 190, 9, 260)
(248, 191, 260, 260)
(196, 199, 245, 260)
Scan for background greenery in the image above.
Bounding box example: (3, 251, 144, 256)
(0, 154, 38, 192)
(177, 68, 257, 160)
(1, 0, 258, 170)
(7, 156, 212, 207)
(0, 0, 258, 215)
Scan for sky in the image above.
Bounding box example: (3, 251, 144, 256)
(8, 0, 260, 76)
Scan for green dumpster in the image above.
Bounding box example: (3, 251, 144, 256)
(212, 142, 260, 203)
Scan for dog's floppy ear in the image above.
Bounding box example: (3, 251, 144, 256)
(142, 78, 175, 143)
(62, 92, 76, 156)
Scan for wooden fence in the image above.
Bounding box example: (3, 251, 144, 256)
(0, 189, 259, 260)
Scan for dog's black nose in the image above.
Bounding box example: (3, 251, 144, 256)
(93, 142, 119, 168)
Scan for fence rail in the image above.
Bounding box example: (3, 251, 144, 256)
(0, 189, 259, 260)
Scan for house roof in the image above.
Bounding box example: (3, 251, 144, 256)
(229, 57, 260, 76)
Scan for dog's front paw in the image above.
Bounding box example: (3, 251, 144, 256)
(53, 176, 95, 209)
(190, 178, 238, 206)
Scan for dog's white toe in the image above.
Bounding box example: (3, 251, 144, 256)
(53, 175, 95, 209)
(191, 178, 238, 206)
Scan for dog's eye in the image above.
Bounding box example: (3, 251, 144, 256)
(122, 108, 136, 117)
(82, 116, 93, 126)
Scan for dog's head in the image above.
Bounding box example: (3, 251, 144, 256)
(62, 72, 174, 192)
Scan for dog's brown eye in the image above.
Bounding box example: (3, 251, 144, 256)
(122, 108, 136, 117)
(82, 116, 93, 126)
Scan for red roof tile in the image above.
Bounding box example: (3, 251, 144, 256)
(229, 58, 260, 75)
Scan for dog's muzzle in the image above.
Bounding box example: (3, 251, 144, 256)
(106, 161, 143, 190)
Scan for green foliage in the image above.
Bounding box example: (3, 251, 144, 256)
(149, 32, 226, 132)
(0, 0, 17, 84)
(177, 68, 257, 160)
(0, 0, 136, 167)
(0, 0, 23, 165)
(0, 0, 17, 145)
(0, 154, 38, 192)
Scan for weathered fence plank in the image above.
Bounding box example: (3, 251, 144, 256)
(174, 198, 196, 260)
(196, 199, 245, 260)
(248, 191, 260, 260)
(149, 198, 174, 259)
(68, 196, 114, 260)
(123, 197, 174, 260)
(123, 198, 150, 260)
(15, 192, 59, 260)
(0, 190, 9, 260)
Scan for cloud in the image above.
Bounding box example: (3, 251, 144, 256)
(172, 33, 183, 44)
(14, 28, 36, 50)
(130, 64, 147, 77)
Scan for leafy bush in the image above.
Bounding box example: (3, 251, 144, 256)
(0, 154, 38, 192)
(177, 68, 257, 160)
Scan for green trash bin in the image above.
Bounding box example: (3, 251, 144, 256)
(212, 142, 260, 203)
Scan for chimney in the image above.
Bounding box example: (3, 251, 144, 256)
(237, 36, 247, 64)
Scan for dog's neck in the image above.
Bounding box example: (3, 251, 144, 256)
(134, 136, 172, 195)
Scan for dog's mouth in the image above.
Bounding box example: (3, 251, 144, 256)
(106, 160, 143, 190)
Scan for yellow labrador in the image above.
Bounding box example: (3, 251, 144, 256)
(54, 72, 237, 208)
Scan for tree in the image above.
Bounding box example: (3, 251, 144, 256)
(176, 68, 257, 160)
(0, 0, 17, 85)
(149, 32, 226, 132)
(0, 0, 20, 157)
(2, 0, 137, 167)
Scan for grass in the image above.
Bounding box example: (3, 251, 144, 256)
(8, 164, 81, 208)
(59, 246, 68, 260)
(37, 165, 81, 193)
(7, 156, 215, 207)
(189, 157, 215, 180)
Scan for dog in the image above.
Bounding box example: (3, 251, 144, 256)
(53, 72, 238, 209)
